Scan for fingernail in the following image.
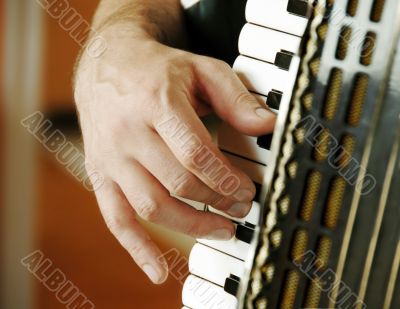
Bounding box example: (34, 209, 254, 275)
(227, 202, 251, 218)
(233, 188, 254, 202)
(255, 107, 273, 119)
(143, 264, 161, 284)
(206, 229, 233, 240)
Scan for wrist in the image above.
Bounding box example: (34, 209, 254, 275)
(74, 21, 156, 84)
(93, 3, 163, 43)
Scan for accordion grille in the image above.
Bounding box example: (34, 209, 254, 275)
(291, 229, 309, 264)
(246, 0, 400, 308)
(300, 171, 322, 222)
(371, 0, 386, 22)
(303, 279, 322, 308)
(346, 74, 369, 126)
(347, 0, 359, 16)
(323, 68, 343, 121)
(336, 26, 352, 60)
(323, 177, 346, 229)
(279, 270, 300, 309)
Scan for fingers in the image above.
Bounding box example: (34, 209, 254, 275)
(94, 179, 168, 284)
(133, 130, 250, 217)
(193, 56, 276, 136)
(154, 98, 256, 206)
(114, 159, 236, 239)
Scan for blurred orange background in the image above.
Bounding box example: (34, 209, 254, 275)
(1, 1, 193, 308)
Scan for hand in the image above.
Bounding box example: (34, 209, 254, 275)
(74, 29, 275, 284)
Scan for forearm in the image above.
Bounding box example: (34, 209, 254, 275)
(92, 0, 187, 47)
(74, 0, 187, 87)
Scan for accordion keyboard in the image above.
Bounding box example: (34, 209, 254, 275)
(181, 1, 311, 308)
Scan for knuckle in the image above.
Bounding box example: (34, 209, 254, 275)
(103, 214, 124, 236)
(208, 195, 229, 210)
(117, 228, 148, 259)
(181, 152, 197, 170)
(107, 116, 130, 141)
(211, 58, 230, 71)
(125, 240, 146, 258)
(185, 221, 203, 238)
(83, 148, 114, 174)
(135, 197, 160, 222)
(170, 172, 197, 197)
(232, 91, 254, 107)
(196, 56, 230, 73)
(164, 55, 189, 74)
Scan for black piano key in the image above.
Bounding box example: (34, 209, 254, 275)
(287, 0, 309, 18)
(230, 274, 241, 282)
(244, 222, 256, 229)
(257, 134, 273, 150)
(267, 90, 283, 110)
(254, 182, 262, 202)
(275, 51, 294, 70)
(236, 224, 255, 244)
(224, 275, 240, 296)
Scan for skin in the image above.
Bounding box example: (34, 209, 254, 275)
(74, 0, 276, 284)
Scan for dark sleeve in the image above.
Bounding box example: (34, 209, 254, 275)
(183, 0, 247, 65)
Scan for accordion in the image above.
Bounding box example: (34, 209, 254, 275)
(182, 0, 400, 308)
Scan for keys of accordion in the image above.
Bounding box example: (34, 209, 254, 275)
(182, 275, 238, 309)
(208, 201, 261, 226)
(252, 92, 280, 112)
(246, 0, 310, 37)
(223, 151, 265, 185)
(198, 220, 256, 261)
(173, 195, 206, 211)
(218, 122, 272, 165)
(188, 243, 245, 289)
(233, 55, 300, 98)
(197, 234, 250, 261)
(238, 23, 302, 66)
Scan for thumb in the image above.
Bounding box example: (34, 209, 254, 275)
(193, 56, 276, 136)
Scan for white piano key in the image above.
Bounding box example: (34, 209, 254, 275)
(173, 195, 206, 211)
(198, 232, 251, 261)
(208, 201, 261, 226)
(189, 244, 244, 287)
(182, 275, 237, 309)
(223, 151, 266, 184)
(181, 0, 200, 9)
(246, 0, 310, 37)
(239, 23, 302, 63)
(218, 122, 271, 165)
(233, 55, 300, 97)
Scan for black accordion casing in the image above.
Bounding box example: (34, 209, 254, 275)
(244, 0, 400, 308)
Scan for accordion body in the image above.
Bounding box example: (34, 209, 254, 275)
(182, 1, 400, 308)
